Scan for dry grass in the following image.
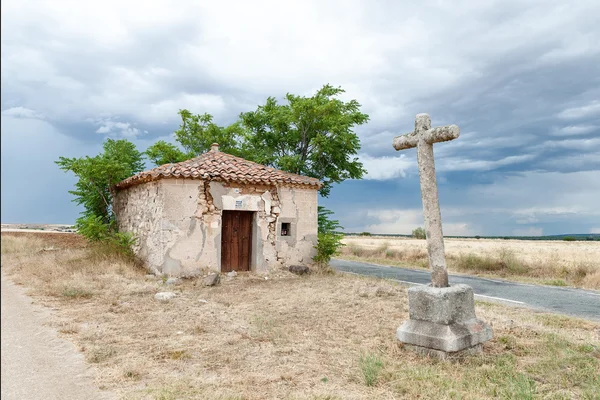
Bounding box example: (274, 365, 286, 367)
(340, 237, 600, 289)
(2, 232, 599, 399)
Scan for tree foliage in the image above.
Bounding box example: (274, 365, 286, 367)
(240, 85, 369, 196)
(145, 140, 189, 166)
(145, 84, 369, 197)
(56, 139, 145, 246)
(412, 227, 426, 240)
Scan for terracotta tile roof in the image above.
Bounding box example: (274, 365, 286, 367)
(115, 144, 322, 190)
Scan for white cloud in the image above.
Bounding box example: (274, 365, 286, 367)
(512, 227, 543, 236)
(360, 153, 414, 180)
(3, 0, 599, 130)
(538, 137, 600, 151)
(1, 107, 43, 119)
(364, 208, 474, 236)
(438, 154, 535, 172)
(552, 125, 598, 136)
(557, 100, 600, 120)
(93, 119, 142, 138)
(463, 171, 600, 220)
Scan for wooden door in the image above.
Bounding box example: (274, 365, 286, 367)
(221, 211, 253, 272)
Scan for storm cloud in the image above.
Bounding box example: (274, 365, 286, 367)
(2, 0, 599, 234)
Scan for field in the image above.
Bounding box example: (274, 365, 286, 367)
(340, 236, 600, 289)
(1, 232, 599, 399)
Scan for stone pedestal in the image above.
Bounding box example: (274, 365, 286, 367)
(397, 284, 492, 358)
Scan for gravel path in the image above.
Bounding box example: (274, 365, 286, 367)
(1, 272, 115, 400)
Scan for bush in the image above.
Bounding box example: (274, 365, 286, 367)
(76, 215, 136, 256)
(314, 232, 344, 266)
(359, 232, 371, 236)
(412, 227, 426, 239)
(562, 236, 576, 241)
(314, 207, 345, 267)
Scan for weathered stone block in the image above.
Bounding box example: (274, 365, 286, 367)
(289, 265, 310, 275)
(397, 284, 492, 354)
(407, 284, 476, 325)
(397, 318, 492, 353)
(203, 273, 220, 286)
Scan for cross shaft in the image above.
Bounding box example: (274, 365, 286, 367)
(393, 114, 459, 288)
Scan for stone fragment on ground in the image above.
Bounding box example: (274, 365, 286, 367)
(203, 273, 220, 286)
(227, 271, 237, 278)
(165, 277, 181, 285)
(154, 292, 177, 301)
(289, 265, 310, 275)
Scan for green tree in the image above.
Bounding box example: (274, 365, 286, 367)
(145, 84, 369, 197)
(145, 140, 189, 165)
(56, 139, 145, 244)
(412, 227, 426, 239)
(318, 206, 343, 234)
(173, 110, 245, 156)
(240, 84, 368, 197)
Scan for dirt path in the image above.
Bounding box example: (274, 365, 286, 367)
(1, 272, 115, 400)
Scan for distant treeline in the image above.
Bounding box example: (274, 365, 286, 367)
(344, 232, 600, 241)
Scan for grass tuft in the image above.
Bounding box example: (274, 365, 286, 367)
(358, 353, 384, 387)
(61, 286, 94, 299)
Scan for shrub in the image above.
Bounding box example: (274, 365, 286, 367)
(359, 232, 371, 236)
(314, 207, 345, 267)
(76, 215, 137, 256)
(412, 227, 426, 239)
(314, 232, 344, 266)
(562, 236, 576, 241)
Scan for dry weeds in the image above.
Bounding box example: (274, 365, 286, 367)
(2, 233, 599, 399)
(340, 236, 600, 289)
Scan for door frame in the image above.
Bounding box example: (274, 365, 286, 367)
(220, 210, 254, 272)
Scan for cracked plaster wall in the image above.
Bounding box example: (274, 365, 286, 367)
(115, 179, 318, 276)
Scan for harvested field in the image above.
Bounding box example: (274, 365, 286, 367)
(1, 232, 599, 399)
(340, 236, 600, 289)
(1, 231, 88, 249)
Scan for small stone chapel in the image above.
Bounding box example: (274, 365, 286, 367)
(113, 144, 321, 276)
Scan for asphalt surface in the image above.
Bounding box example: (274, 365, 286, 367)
(1, 272, 114, 400)
(331, 259, 600, 322)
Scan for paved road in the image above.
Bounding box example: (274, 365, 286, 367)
(331, 259, 600, 322)
(1, 272, 114, 400)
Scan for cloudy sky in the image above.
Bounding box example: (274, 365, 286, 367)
(2, 0, 599, 236)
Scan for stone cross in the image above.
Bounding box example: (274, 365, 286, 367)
(393, 114, 459, 288)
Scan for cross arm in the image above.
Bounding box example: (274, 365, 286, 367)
(392, 124, 460, 151)
(424, 125, 460, 144)
(393, 132, 418, 150)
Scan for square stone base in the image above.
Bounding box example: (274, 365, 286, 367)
(397, 284, 493, 356)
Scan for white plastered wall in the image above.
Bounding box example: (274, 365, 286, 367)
(115, 179, 318, 276)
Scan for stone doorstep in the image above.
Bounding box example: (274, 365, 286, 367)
(396, 318, 493, 353)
